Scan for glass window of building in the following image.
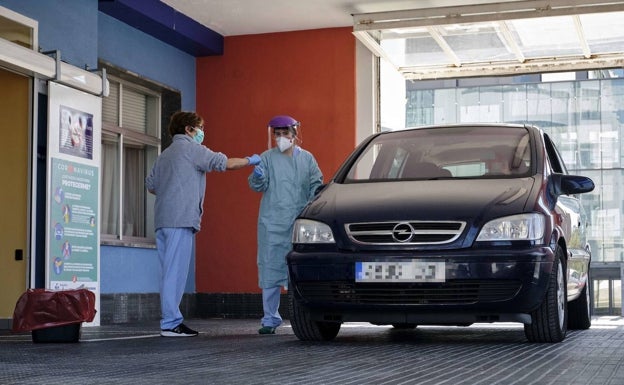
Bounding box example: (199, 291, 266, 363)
(382, 63, 624, 264)
(362, 0, 624, 316)
(101, 75, 160, 244)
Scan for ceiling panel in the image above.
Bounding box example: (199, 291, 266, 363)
(354, 0, 624, 80)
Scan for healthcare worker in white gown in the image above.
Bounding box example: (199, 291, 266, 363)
(248, 115, 323, 334)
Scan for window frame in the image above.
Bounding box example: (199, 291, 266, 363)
(100, 74, 161, 248)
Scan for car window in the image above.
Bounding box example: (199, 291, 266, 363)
(343, 126, 532, 182)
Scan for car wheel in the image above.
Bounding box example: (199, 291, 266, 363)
(524, 247, 567, 343)
(288, 291, 341, 341)
(391, 323, 417, 329)
(568, 275, 591, 330)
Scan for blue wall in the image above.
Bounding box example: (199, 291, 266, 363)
(98, 13, 196, 111)
(0, 0, 99, 69)
(1, 0, 198, 294)
(0, 0, 196, 109)
(100, 246, 195, 294)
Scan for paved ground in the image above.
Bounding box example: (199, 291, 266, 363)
(1, 317, 624, 385)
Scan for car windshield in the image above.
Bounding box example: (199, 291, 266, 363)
(343, 125, 532, 182)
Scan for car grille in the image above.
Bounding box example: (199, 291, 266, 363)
(297, 280, 521, 305)
(345, 221, 466, 245)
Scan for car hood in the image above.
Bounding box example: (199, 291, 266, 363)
(304, 177, 537, 225)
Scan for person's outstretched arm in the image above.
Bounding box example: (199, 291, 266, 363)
(226, 154, 261, 170)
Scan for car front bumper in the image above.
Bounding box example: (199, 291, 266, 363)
(287, 246, 556, 325)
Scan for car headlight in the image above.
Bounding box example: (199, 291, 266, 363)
(292, 219, 335, 244)
(476, 213, 545, 241)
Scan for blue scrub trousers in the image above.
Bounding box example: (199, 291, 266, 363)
(261, 286, 283, 328)
(156, 227, 194, 330)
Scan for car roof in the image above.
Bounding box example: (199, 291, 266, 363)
(402, 123, 536, 132)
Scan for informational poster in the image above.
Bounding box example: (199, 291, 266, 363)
(49, 158, 98, 289)
(47, 82, 101, 326)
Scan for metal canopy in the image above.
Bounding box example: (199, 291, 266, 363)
(353, 0, 624, 80)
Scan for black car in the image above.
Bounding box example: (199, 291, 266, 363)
(287, 124, 595, 343)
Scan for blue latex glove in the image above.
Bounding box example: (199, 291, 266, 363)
(253, 165, 264, 178)
(246, 154, 261, 166)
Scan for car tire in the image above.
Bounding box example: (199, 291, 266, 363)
(568, 275, 591, 330)
(524, 247, 568, 343)
(288, 291, 341, 341)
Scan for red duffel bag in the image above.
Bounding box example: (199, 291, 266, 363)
(12, 288, 96, 332)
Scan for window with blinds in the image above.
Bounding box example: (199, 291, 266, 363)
(101, 76, 160, 244)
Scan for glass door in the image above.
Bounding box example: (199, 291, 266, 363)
(592, 278, 622, 315)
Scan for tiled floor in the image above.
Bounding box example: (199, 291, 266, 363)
(1, 317, 623, 385)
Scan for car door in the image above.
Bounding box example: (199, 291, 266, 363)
(544, 133, 591, 297)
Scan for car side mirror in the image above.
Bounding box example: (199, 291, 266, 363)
(551, 174, 595, 196)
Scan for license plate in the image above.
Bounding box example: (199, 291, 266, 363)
(355, 260, 445, 283)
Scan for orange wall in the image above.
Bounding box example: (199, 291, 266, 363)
(195, 27, 356, 293)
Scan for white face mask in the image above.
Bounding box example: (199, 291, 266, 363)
(276, 136, 293, 152)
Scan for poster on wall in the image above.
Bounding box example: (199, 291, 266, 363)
(49, 158, 98, 288)
(59, 105, 93, 159)
(47, 81, 101, 326)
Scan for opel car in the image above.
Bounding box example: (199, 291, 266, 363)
(287, 124, 594, 343)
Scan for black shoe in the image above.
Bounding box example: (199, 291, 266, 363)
(258, 326, 277, 335)
(160, 323, 199, 337)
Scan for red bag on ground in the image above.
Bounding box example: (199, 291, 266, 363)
(12, 288, 96, 332)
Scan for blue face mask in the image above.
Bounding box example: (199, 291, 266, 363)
(193, 128, 205, 144)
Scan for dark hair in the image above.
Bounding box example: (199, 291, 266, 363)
(273, 126, 298, 137)
(168, 111, 203, 137)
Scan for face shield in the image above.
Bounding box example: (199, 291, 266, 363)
(267, 125, 299, 150)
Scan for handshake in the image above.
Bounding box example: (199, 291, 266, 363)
(245, 154, 264, 178)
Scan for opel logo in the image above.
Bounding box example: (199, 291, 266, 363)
(392, 222, 414, 242)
